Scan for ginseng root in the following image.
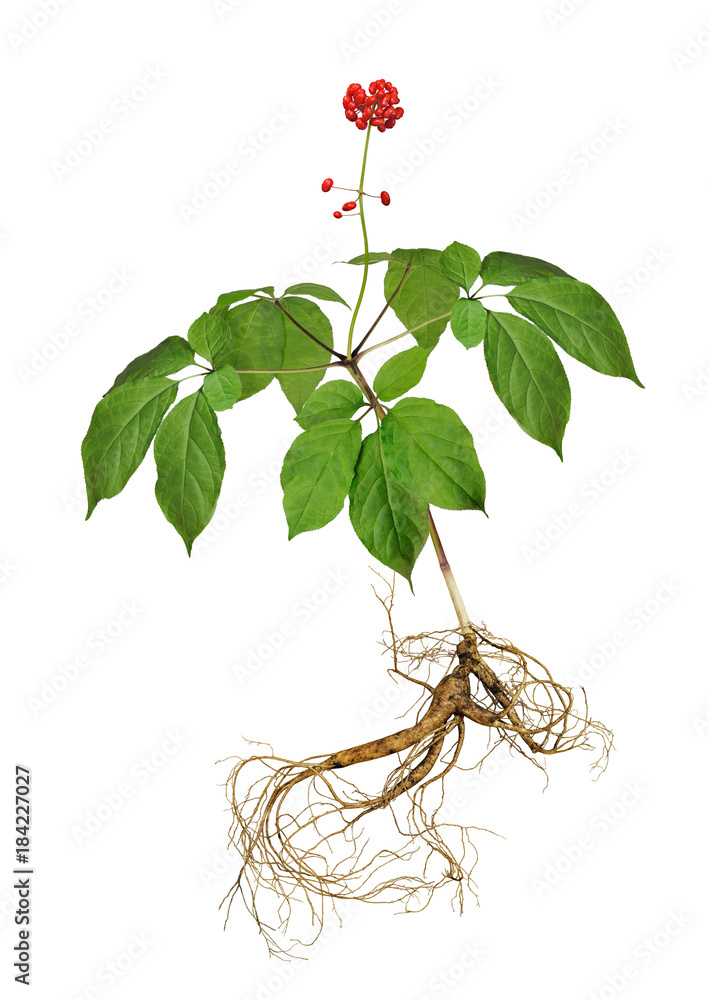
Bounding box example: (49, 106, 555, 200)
(220, 585, 612, 958)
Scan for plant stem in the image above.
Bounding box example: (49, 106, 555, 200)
(232, 361, 342, 375)
(352, 257, 414, 356)
(344, 360, 474, 635)
(274, 299, 345, 359)
(346, 126, 373, 358)
(428, 510, 473, 636)
(356, 309, 454, 358)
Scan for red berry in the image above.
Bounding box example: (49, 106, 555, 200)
(394, 107, 404, 119)
(355, 118, 368, 130)
(380, 191, 391, 205)
(377, 124, 386, 132)
(345, 108, 357, 121)
(385, 118, 395, 129)
(322, 178, 334, 192)
(342, 201, 357, 211)
(370, 117, 385, 127)
(333, 211, 343, 219)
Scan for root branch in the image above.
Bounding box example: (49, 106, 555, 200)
(221, 580, 612, 957)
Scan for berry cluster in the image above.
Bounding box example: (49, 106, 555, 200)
(342, 79, 404, 132)
(321, 179, 391, 219)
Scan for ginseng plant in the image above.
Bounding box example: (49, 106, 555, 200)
(81, 78, 642, 957)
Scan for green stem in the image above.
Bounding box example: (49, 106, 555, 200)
(356, 309, 454, 358)
(230, 362, 342, 375)
(352, 257, 413, 356)
(346, 126, 373, 358)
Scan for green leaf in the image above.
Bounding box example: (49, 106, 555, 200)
(281, 419, 362, 539)
(215, 298, 285, 399)
(373, 346, 430, 402)
(210, 287, 275, 315)
(384, 249, 460, 349)
(484, 311, 571, 458)
(480, 251, 571, 287)
(380, 398, 485, 512)
(450, 299, 487, 349)
(344, 252, 395, 265)
(282, 283, 350, 309)
(82, 377, 178, 518)
(153, 390, 225, 554)
(188, 312, 230, 365)
(277, 296, 334, 413)
(295, 380, 365, 429)
(349, 430, 429, 583)
(507, 277, 642, 385)
(109, 337, 195, 391)
(202, 366, 242, 411)
(440, 242, 481, 292)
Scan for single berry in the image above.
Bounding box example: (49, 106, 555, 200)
(355, 118, 368, 130)
(342, 201, 357, 211)
(380, 191, 391, 206)
(322, 178, 334, 192)
(333, 211, 343, 219)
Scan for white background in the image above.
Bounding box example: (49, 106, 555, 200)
(2, 0, 708, 997)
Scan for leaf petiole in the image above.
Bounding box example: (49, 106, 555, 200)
(353, 256, 414, 356)
(356, 309, 454, 358)
(273, 298, 345, 359)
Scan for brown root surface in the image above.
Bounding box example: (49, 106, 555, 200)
(220, 582, 612, 958)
